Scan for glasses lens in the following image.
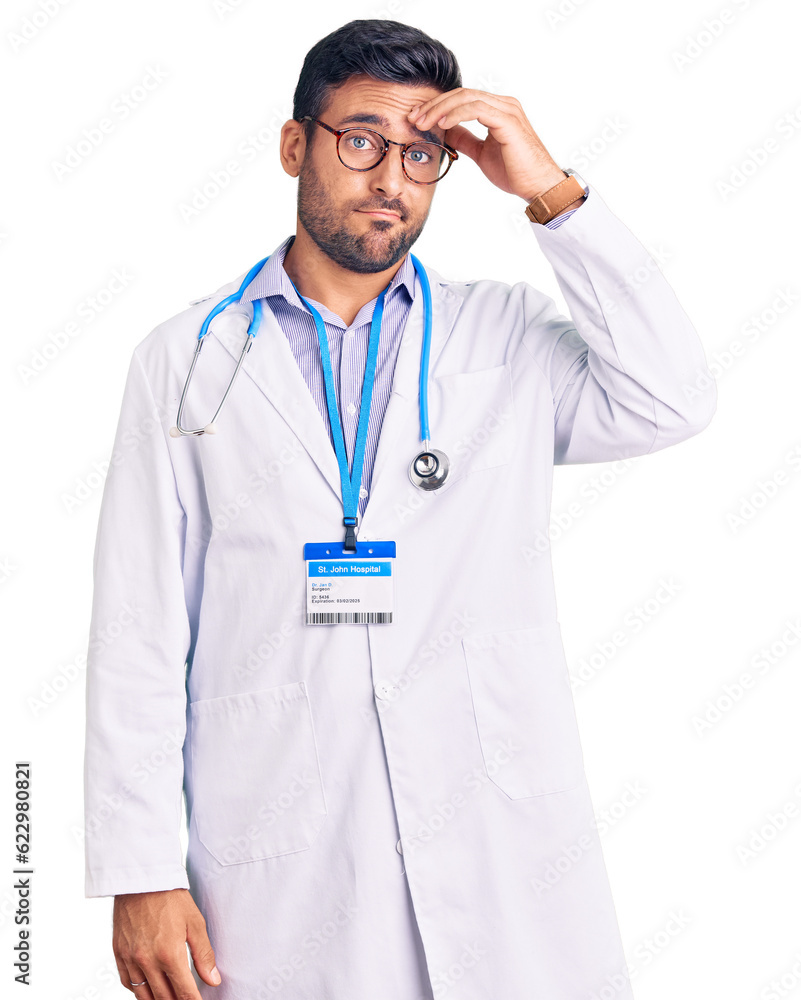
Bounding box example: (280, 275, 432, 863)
(339, 129, 450, 182)
(404, 142, 449, 182)
(339, 129, 385, 169)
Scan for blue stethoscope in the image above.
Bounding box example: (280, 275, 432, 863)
(170, 253, 451, 508)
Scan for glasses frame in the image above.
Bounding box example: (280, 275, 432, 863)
(298, 115, 459, 185)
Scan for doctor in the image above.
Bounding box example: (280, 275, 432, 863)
(84, 17, 716, 1000)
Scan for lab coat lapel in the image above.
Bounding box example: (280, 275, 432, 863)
(207, 264, 464, 526)
(359, 268, 464, 535)
(209, 303, 343, 504)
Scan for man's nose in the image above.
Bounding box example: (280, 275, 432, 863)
(367, 143, 408, 198)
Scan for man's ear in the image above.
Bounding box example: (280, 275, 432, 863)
(279, 120, 307, 179)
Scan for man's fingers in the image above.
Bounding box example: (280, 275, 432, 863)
(115, 954, 150, 996)
(161, 955, 207, 1000)
(111, 889, 210, 999)
(136, 965, 183, 1000)
(122, 961, 154, 998)
(186, 915, 222, 986)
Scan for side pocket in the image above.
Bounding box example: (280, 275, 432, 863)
(462, 624, 585, 799)
(189, 681, 328, 864)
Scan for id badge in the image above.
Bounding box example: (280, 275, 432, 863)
(304, 541, 396, 625)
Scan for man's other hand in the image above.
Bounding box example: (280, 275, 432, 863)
(113, 888, 221, 998)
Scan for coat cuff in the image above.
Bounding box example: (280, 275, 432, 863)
(85, 863, 190, 898)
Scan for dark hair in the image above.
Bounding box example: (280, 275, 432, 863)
(292, 20, 462, 148)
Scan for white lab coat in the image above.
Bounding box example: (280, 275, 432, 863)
(84, 182, 716, 1000)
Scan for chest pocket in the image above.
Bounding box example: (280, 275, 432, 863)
(462, 624, 585, 799)
(187, 681, 328, 864)
(427, 362, 516, 493)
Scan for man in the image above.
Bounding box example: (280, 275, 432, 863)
(84, 18, 716, 1000)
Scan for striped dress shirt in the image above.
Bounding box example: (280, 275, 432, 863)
(239, 192, 587, 519)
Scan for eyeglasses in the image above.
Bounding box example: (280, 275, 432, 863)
(298, 115, 458, 185)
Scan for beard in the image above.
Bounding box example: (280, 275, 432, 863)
(296, 155, 429, 274)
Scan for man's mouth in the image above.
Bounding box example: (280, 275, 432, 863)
(359, 210, 401, 220)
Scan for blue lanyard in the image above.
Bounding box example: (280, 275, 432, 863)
(287, 278, 389, 551)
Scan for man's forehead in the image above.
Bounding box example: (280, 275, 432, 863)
(326, 78, 447, 142)
(331, 74, 443, 103)
(332, 110, 446, 145)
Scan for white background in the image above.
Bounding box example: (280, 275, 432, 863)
(3, 0, 800, 998)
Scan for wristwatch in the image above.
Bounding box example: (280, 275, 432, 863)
(525, 167, 588, 224)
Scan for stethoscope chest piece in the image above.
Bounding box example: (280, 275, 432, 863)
(409, 448, 450, 491)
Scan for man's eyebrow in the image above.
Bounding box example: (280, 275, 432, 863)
(334, 112, 444, 145)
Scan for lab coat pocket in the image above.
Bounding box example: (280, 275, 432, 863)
(462, 624, 584, 799)
(188, 681, 328, 864)
(430, 363, 516, 489)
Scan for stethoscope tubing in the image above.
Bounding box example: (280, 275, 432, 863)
(172, 251, 446, 493)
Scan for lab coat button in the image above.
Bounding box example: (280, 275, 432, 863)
(374, 681, 398, 701)
(396, 839, 403, 855)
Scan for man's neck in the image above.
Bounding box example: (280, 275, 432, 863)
(283, 230, 404, 328)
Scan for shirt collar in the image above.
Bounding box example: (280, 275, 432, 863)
(239, 233, 417, 326)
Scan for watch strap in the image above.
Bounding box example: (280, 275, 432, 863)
(525, 173, 586, 225)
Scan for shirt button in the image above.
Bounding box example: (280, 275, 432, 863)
(347, 329, 356, 338)
(359, 487, 368, 499)
(374, 681, 398, 701)
(396, 839, 404, 855)
(347, 402, 357, 415)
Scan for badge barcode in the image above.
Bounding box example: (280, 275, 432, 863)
(306, 611, 393, 624)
